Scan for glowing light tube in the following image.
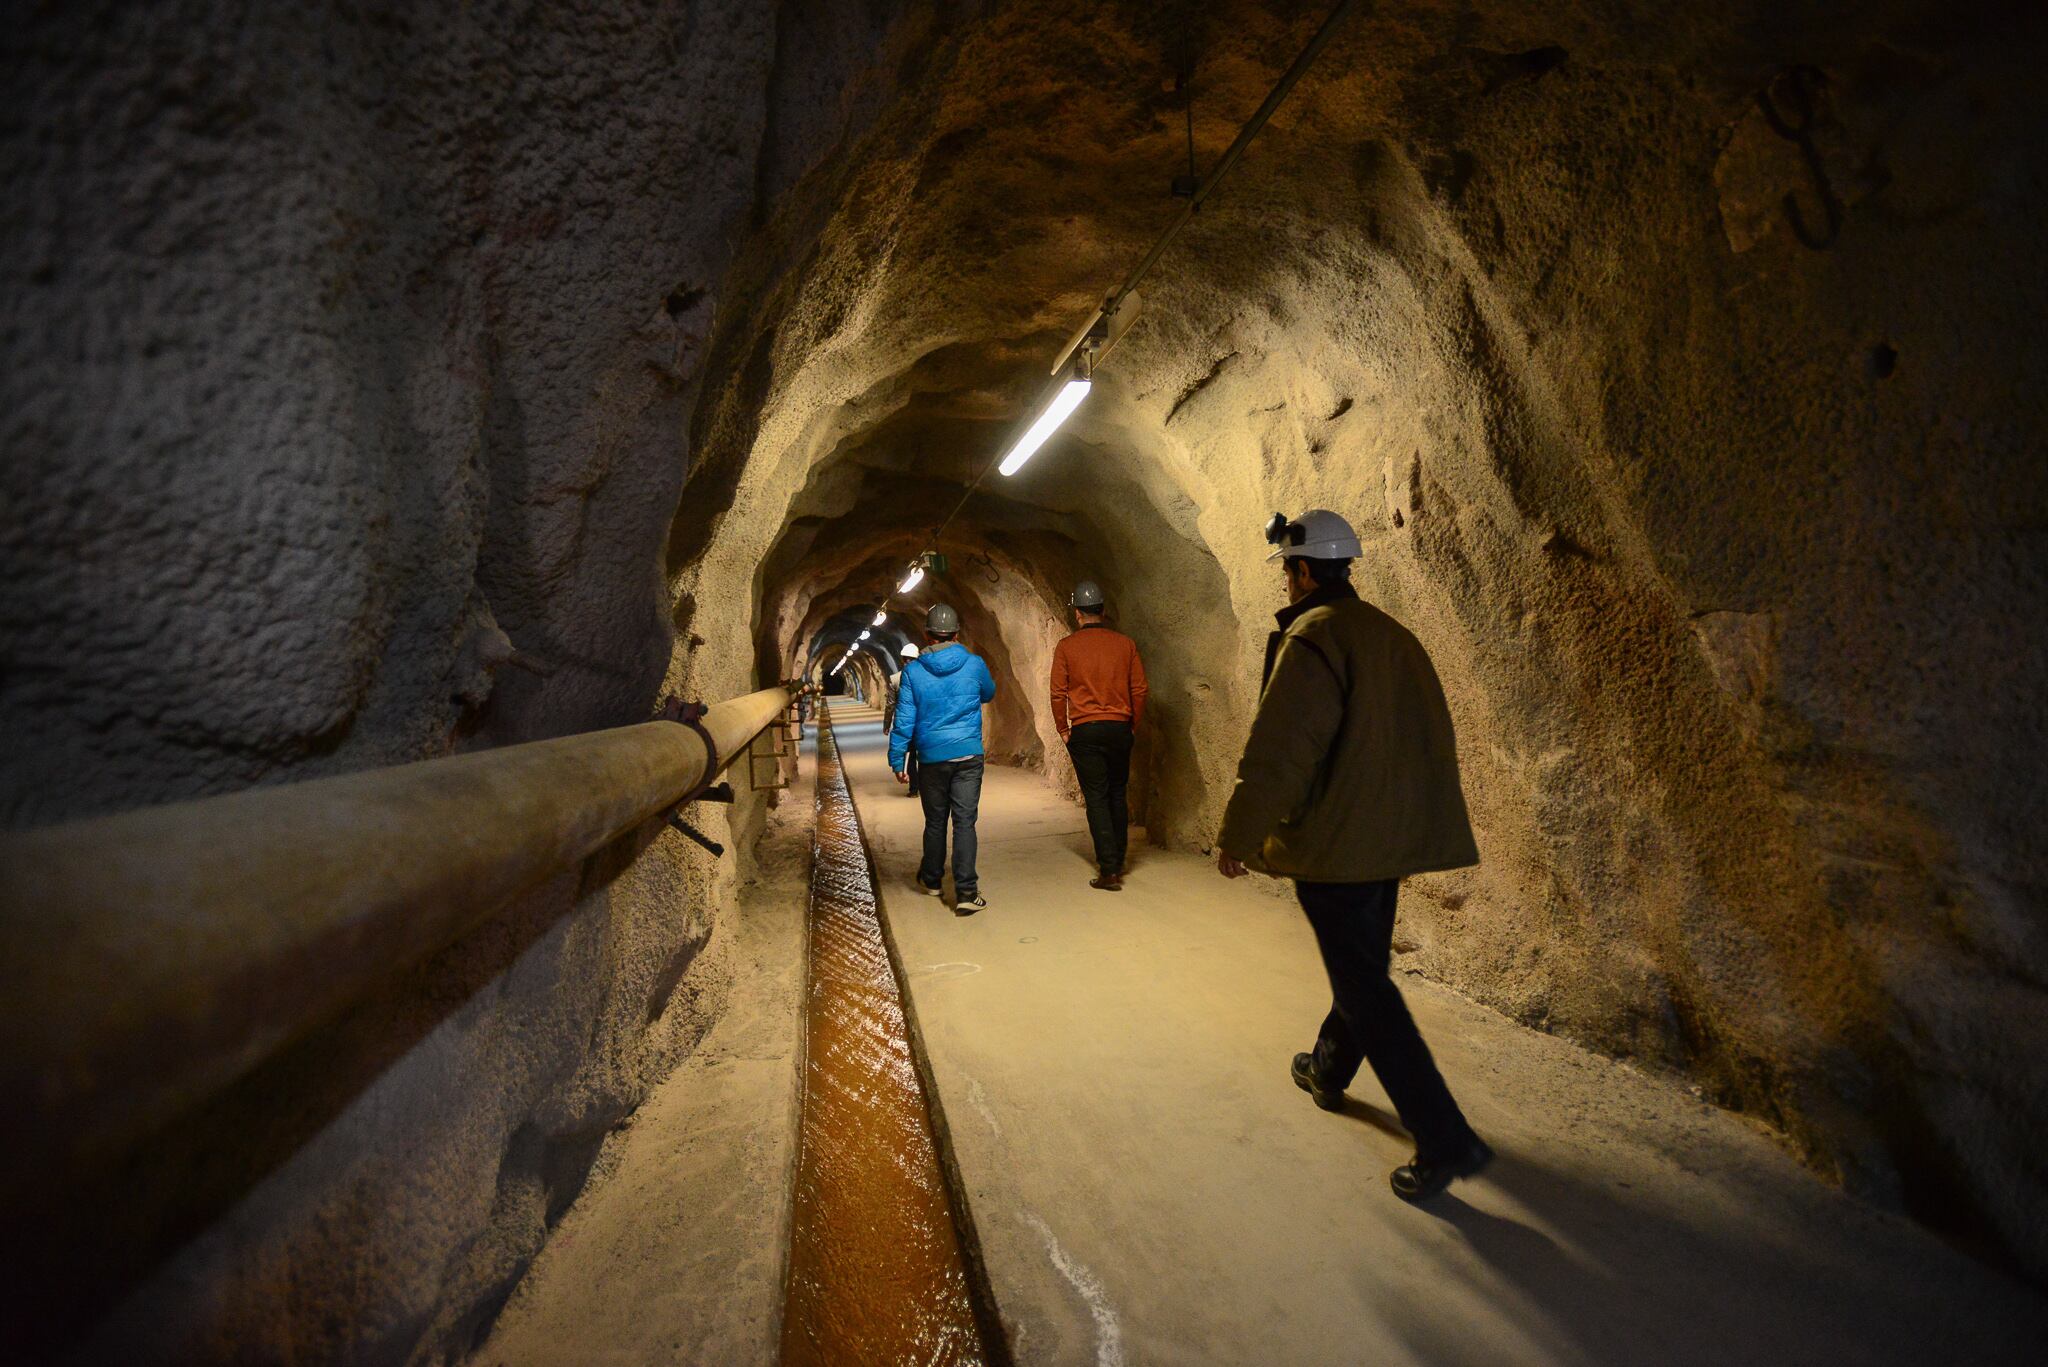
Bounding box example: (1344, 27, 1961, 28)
(999, 377, 1091, 477)
(872, 611, 887, 627)
(859, 629, 871, 640)
(898, 565, 925, 594)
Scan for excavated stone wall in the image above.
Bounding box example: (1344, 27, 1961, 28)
(2, 0, 931, 1360)
(694, 0, 2048, 1281)
(777, 539, 1075, 773)
(4, 0, 2044, 1358)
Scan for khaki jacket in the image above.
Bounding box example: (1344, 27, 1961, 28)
(1218, 584, 1479, 883)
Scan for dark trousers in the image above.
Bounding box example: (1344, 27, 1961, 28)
(1066, 719, 1133, 875)
(917, 756, 983, 896)
(1296, 879, 1477, 1159)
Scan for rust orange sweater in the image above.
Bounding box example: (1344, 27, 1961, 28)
(1049, 623, 1148, 739)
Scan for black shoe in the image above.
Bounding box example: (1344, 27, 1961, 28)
(1390, 1137, 1494, 1203)
(1291, 1053, 1344, 1112)
(917, 879, 943, 897)
(955, 893, 987, 915)
(1089, 874, 1123, 891)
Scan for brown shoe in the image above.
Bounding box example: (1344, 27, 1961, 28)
(1089, 874, 1123, 892)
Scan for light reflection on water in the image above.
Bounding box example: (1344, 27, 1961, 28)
(780, 709, 992, 1366)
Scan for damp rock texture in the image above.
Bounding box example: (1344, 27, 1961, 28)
(1, 1, 917, 1361)
(686, 0, 2048, 1285)
(3, 0, 2046, 1358)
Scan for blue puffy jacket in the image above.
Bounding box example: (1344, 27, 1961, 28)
(889, 644, 995, 770)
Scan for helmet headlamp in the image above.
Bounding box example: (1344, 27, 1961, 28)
(1264, 512, 1304, 548)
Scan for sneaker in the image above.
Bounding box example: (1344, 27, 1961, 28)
(917, 879, 943, 897)
(1089, 874, 1123, 892)
(955, 893, 988, 915)
(1390, 1137, 1494, 1203)
(1291, 1052, 1345, 1112)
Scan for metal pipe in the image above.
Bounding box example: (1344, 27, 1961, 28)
(0, 683, 796, 1202)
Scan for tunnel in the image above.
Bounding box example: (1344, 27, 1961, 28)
(2, 1, 2046, 1362)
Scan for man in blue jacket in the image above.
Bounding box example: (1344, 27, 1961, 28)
(890, 603, 997, 912)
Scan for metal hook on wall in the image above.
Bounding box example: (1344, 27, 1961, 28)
(967, 550, 1000, 587)
(1756, 65, 1842, 251)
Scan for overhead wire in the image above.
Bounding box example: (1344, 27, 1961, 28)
(853, 0, 1358, 650)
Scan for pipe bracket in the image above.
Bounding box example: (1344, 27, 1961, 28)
(659, 696, 721, 802)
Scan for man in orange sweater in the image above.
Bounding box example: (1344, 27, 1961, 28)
(1049, 580, 1149, 890)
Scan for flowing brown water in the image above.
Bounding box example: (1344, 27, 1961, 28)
(780, 707, 994, 1365)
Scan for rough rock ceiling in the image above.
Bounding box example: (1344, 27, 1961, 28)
(4, 2, 2043, 1357)
(676, 0, 2048, 1284)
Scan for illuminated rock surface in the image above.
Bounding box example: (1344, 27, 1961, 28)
(4, 1, 2044, 1360)
(479, 706, 2048, 1364)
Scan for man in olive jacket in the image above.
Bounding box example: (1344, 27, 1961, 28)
(1216, 508, 1490, 1202)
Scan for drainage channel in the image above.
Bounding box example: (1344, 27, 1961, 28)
(780, 706, 1003, 1365)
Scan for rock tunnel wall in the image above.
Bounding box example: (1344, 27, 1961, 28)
(687, 0, 2048, 1284)
(2, 0, 2044, 1358)
(2, 0, 929, 1360)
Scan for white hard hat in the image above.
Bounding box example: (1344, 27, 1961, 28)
(1264, 508, 1363, 561)
(899, 642, 921, 658)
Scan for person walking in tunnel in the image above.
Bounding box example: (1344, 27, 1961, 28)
(890, 604, 996, 912)
(887, 641, 922, 797)
(1215, 509, 1491, 1202)
(1050, 579, 1148, 891)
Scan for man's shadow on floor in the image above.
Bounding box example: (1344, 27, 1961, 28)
(1324, 1125, 2044, 1367)
(1323, 1094, 1412, 1149)
(1063, 834, 1147, 876)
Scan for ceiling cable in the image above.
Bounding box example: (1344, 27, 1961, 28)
(1102, 0, 1356, 322)
(858, 0, 1357, 644)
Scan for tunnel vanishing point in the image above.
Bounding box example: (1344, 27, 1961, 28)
(2, 1, 2046, 1362)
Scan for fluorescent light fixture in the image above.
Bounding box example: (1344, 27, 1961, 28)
(858, 629, 871, 640)
(872, 611, 887, 627)
(999, 376, 1091, 477)
(898, 565, 925, 594)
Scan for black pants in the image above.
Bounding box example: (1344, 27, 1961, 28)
(1296, 879, 1477, 1159)
(916, 756, 983, 896)
(1066, 720, 1133, 875)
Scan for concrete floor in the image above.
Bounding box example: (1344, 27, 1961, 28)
(481, 701, 2048, 1365)
(477, 797, 810, 1366)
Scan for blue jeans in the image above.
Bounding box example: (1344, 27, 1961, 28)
(917, 756, 983, 897)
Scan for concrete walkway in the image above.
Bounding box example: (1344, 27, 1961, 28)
(477, 795, 812, 1365)
(830, 702, 2047, 1366)
(481, 700, 2046, 1366)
